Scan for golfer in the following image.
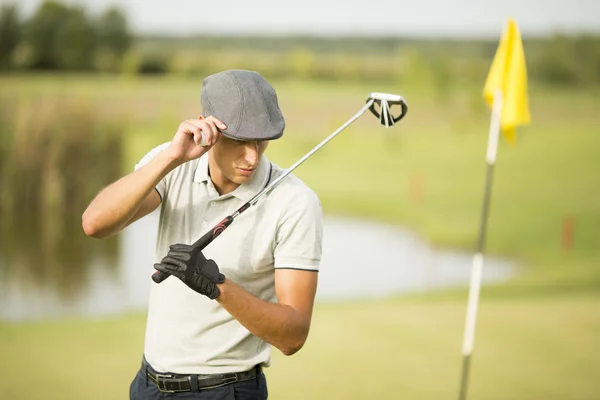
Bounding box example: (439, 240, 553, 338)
(82, 69, 323, 399)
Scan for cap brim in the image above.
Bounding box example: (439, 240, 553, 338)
(220, 128, 283, 141)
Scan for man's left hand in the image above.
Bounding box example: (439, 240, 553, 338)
(153, 243, 225, 299)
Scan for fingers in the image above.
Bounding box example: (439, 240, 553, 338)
(186, 117, 226, 147)
(168, 244, 192, 261)
(159, 256, 188, 270)
(165, 250, 191, 261)
(203, 115, 227, 132)
(154, 262, 184, 280)
(170, 243, 190, 251)
(178, 121, 208, 147)
(154, 263, 170, 273)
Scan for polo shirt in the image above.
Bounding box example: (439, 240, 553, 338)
(133, 142, 323, 374)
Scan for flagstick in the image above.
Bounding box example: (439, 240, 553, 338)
(458, 90, 503, 400)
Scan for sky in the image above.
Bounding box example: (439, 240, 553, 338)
(5, 0, 600, 38)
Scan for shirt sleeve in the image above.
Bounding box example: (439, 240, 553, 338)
(274, 190, 323, 271)
(134, 142, 171, 201)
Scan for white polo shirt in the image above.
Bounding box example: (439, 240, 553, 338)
(134, 143, 323, 374)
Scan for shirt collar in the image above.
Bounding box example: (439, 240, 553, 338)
(193, 153, 271, 201)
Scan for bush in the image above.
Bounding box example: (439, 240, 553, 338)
(533, 34, 600, 85)
(137, 52, 169, 74)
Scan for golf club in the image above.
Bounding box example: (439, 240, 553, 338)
(152, 92, 408, 284)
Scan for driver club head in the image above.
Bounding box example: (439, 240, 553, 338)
(367, 92, 408, 127)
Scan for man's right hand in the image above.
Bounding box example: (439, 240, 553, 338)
(165, 116, 226, 164)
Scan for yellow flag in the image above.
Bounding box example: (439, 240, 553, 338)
(483, 18, 531, 144)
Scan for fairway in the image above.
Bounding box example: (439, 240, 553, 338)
(0, 75, 598, 399)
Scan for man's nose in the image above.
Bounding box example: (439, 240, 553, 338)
(244, 142, 259, 166)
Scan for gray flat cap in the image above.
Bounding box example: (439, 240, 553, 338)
(201, 70, 285, 141)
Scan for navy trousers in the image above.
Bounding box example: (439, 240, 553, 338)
(129, 360, 268, 400)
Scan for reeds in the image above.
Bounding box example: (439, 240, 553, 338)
(0, 96, 124, 297)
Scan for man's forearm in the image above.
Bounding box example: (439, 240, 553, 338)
(216, 279, 310, 356)
(82, 151, 178, 238)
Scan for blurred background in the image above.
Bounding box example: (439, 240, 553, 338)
(0, 0, 598, 399)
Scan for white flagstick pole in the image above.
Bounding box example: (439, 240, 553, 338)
(458, 89, 503, 400)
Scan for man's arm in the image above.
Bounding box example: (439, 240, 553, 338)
(82, 117, 226, 239)
(214, 191, 322, 356)
(82, 152, 173, 238)
(216, 269, 318, 356)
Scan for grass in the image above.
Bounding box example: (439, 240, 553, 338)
(0, 296, 598, 399)
(0, 73, 598, 399)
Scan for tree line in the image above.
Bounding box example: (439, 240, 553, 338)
(1, 1, 599, 86)
(0, 1, 131, 71)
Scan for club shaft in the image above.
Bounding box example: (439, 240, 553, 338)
(234, 99, 375, 216)
(211, 96, 370, 241)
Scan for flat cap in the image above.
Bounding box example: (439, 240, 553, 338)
(201, 69, 285, 141)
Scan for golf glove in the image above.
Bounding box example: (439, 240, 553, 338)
(153, 243, 225, 299)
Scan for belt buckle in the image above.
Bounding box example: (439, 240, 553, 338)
(155, 374, 190, 393)
(155, 374, 172, 393)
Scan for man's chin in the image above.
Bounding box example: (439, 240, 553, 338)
(233, 174, 253, 184)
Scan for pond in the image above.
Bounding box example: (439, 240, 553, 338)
(0, 211, 516, 322)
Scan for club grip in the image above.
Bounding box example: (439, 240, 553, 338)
(151, 270, 170, 284)
(151, 216, 233, 284)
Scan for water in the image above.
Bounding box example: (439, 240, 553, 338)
(0, 211, 516, 322)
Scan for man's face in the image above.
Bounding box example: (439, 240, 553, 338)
(210, 136, 269, 186)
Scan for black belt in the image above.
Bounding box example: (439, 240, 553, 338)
(144, 360, 261, 393)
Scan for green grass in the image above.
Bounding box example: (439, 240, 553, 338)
(1, 74, 599, 399)
(0, 296, 598, 399)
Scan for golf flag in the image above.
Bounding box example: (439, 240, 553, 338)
(458, 18, 532, 400)
(482, 18, 531, 144)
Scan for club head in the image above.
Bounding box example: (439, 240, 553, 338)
(367, 92, 408, 127)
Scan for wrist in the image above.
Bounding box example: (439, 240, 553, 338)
(156, 149, 183, 171)
(215, 278, 229, 302)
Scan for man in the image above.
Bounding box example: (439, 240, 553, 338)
(82, 69, 323, 400)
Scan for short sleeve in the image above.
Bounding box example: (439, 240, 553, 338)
(274, 191, 323, 271)
(134, 142, 171, 201)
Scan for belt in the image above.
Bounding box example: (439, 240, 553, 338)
(144, 360, 262, 393)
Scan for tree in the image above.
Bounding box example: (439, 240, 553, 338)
(534, 34, 600, 85)
(96, 6, 131, 70)
(56, 6, 97, 70)
(0, 3, 21, 68)
(24, 1, 71, 69)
